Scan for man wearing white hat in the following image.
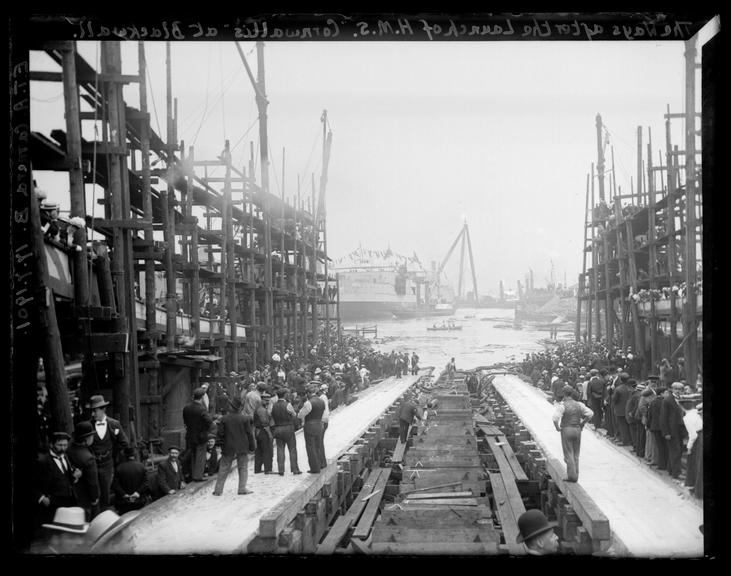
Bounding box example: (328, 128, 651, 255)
(88, 394, 129, 511)
(32, 506, 89, 554)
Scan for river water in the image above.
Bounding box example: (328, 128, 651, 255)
(350, 307, 564, 372)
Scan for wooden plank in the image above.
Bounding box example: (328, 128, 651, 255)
(348, 537, 371, 554)
(316, 468, 385, 553)
(258, 461, 338, 539)
(372, 526, 499, 544)
(404, 455, 481, 468)
(476, 423, 504, 436)
(380, 507, 489, 527)
(403, 498, 478, 506)
(352, 468, 392, 539)
(391, 429, 410, 463)
(487, 472, 526, 555)
(371, 541, 499, 554)
(485, 435, 529, 482)
(544, 456, 610, 541)
(406, 491, 474, 500)
(401, 482, 463, 496)
(315, 516, 353, 555)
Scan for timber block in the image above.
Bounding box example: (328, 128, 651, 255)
(306, 497, 319, 516)
(299, 514, 316, 553)
(278, 527, 302, 553)
(312, 498, 328, 544)
(561, 505, 580, 541)
(574, 526, 593, 555)
(247, 536, 278, 553)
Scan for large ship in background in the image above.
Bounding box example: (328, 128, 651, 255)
(333, 246, 455, 322)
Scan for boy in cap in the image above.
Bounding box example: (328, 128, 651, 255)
(88, 394, 130, 511)
(67, 421, 100, 520)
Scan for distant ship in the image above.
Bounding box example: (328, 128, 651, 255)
(332, 246, 455, 322)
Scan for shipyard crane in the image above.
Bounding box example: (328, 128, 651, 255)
(436, 220, 479, 304)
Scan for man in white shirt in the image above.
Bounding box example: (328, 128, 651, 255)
(553, 385, 594, 482)
(318, 384, 331, 434)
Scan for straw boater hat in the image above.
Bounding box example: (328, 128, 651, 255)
(41, 199, 59, 211)
(42, 507, 89, 534)
(89, 395, 110, 410)
(88, 510, 141, 552)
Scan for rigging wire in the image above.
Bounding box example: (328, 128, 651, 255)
(220, 45, 227, 143)
(188, 45, 212, 147)
(146, 65, 163, 140)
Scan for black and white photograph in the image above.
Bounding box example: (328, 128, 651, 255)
(10, 11, 719, 558)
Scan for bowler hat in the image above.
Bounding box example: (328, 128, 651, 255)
(74, 421, 95, 440)
(229, 397, 242, 412)
(42, 507, 89, 534)
(516, 509, 557, 544)
(89, 395, 110, 410)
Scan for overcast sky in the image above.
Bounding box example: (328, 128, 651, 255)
(31, 36, 704, 295)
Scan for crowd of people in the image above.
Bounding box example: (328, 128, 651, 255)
(32, 332, 423, 550)
(516, 339, 702, 496)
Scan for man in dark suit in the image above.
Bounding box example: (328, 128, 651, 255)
(183, 387, 214, 482)
(88, 394, 130, 511)
(397, 395, 422, 444)
(34, 431, 77, 527)
(67, 421, 100, 521)
(213, 397, 256, 496)
(157, 446, 186, 496)
(660, 382, 688, 479)
(648, 386, 668, 469)
(298, 385, 327, 473)
(113, 447, 150, 514)
(611, 373, 632, 446)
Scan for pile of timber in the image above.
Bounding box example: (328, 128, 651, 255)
(248, 397, 407, 553)
(483, 378, 612, 555)
(367, 371, 501, 555)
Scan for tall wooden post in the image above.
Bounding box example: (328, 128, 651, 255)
(336, 272, 342, 349)
(636, 127, 643, 205)
(164, 42, 177, 348)
(102, 42, 130, 430)
(596, 114, 606, 203)
(647, 128, 658, 371)
(224, 140, 237, 374)
(138, 42, 158, 440)
(614, 197, 628, 351)
(683, 37, 699, 385)
(665, 108, 679, 358)
(188, 146, 200, 342)
(591, 163, 601, 341)
(578, 173, 590, 342)
(311, 174, 319, 345)
(255, 42, 273, 362)
(30, 179, 73, 434)
(61, 41, 90, 308)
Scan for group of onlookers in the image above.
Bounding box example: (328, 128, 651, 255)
(517, 340, 702, 496)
